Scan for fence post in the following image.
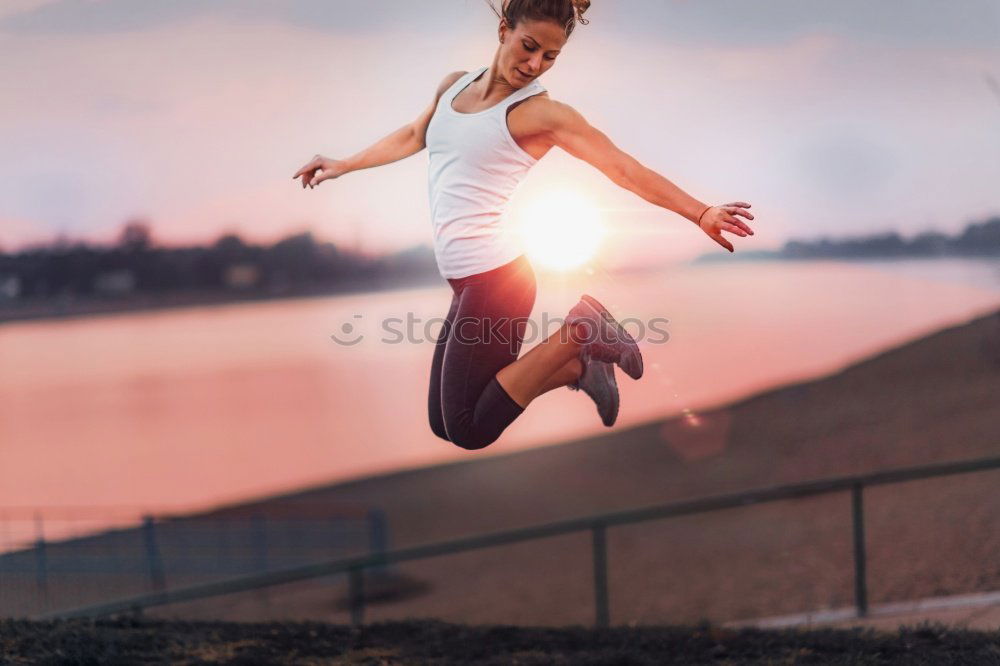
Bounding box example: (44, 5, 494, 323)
(252, 514, 271, 606)
(142, 515, 166, 593)
(367, 508, 389, 576)
(349, 567, 365, 626)
(851, 484, 868, 617)
(591, 523, 609, 628)
(33, 512, 48, 612)
(34, 537, 48, 612)
(252, 514, 268, 572)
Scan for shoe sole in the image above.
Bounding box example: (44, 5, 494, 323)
(589, 362, 620, 427)
(572, 355, 619, 427)
(579, 294, 644, 380)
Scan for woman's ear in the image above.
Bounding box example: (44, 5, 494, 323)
(498, 19, 508, 44)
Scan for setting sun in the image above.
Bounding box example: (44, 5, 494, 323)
(513, 189, 607, 271)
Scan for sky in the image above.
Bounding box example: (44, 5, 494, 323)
(1, 0, 998, 265)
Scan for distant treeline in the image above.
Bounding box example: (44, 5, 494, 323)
(696, 215, 1000, 262)
(0, 220, 440, 321)
(4, 214, 999, 321)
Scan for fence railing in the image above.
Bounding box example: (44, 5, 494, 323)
(37, 455, 1000, 627)
(2, 505, 388, 618)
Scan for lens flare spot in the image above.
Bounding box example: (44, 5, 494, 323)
(513, 189, 606, 271)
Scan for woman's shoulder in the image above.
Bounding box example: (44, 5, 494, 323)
(508, 91, 581, 138)
(436, 70, 468, 96)
(512, 88, 554, 115)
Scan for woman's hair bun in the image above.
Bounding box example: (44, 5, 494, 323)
(488, 0, 591, 34)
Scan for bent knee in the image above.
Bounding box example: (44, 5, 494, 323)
(447, 429, 499, 451)
(429, 417, 451, 442)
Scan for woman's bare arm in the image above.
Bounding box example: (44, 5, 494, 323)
(293, 71, 466, 188)
(541, 100, 755, 252)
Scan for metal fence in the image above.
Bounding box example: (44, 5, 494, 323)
(1, 505, 389, 618)
(36, 455, 1000, 627)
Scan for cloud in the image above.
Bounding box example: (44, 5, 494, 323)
(4, 0, 998, 50)
(611, 0, 1000, 48)
(0, 0, 60, 21)
(0, 0, 463, 34)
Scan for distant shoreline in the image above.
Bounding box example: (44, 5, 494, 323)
(0, 273, 445, 325)
(4, 255, 999, 325)
(692, 250, 1000, 263)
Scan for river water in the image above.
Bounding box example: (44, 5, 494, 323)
(1, 257, 998, 551)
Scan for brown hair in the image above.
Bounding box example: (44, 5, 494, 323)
(485, 0, 591, 38)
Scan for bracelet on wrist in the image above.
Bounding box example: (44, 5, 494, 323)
(696, 205, 712, 225)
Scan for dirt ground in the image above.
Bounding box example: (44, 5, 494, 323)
(2, 616, 999, 665)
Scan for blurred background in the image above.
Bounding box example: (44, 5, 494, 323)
(1, 0, 998, 628)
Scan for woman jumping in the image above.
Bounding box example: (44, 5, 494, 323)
(293, 0, 755, 449)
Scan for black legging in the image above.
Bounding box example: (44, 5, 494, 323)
(428, 254, 537, 450)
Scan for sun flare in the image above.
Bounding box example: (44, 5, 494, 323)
(513, 189, 606, 271)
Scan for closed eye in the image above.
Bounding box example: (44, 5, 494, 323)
(523, 43, 557, 61)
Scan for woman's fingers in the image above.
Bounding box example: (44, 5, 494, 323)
(713, 233, 734, 253)
(720, 222, 748, 237)
(295, 169, 316, 188)
(724, 205, 754, 221)
(292, 157, 319, 179)
(311, 168, 333, 187)
(724, 215, 754, 236)
(294, 155, 327, 189)
(724, 202, 754, 223)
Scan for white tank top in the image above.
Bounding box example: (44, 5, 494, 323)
(425, 66, 547, 279)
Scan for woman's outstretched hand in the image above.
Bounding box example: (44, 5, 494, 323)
(697, 202, 755, 253)
(292, 154, 349, 189)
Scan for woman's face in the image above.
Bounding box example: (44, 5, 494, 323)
(498, 18, 568, 86)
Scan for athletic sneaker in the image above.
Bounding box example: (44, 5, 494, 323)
(565, 294, 644, 380)
(567, 348, 619, 427)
